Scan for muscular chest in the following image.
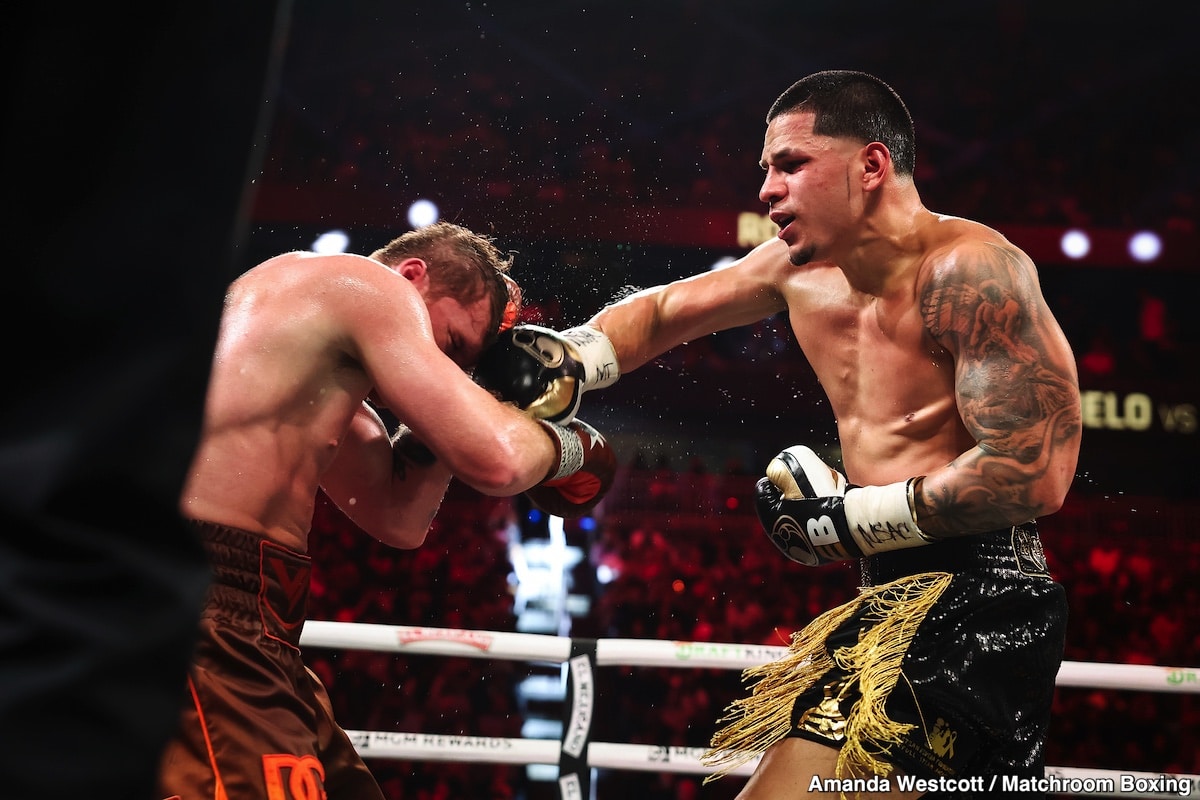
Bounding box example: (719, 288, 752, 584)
(785, 279, 955, 427)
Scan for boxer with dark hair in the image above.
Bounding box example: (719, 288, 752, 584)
(489, 70, 1082, 798)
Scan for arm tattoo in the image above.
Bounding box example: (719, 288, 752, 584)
(919, 243, 1080, 532)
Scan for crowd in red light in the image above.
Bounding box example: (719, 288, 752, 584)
(305, 465, 1199, 798)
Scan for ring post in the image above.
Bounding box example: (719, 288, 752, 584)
(559, 638, 597, 799)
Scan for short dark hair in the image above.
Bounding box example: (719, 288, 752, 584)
(371, 221, 521, 347)
(767, 70, 916, 177)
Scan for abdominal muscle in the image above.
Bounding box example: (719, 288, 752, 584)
(833, 394, 973, 487)
(785, 270, 973, 487)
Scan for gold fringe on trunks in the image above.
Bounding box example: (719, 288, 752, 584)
(702, 571, 953, 783)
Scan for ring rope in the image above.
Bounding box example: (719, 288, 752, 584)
(340, 732, 1198, 798)
(301, 620, 1200, 693)
(302, 621, 1200, 798)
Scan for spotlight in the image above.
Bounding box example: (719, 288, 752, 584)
(407, 199, 439, 228)
(1128, 231, 1162, 263)
(312, 229, 350, 254)
(1060, 229, 1090, 260)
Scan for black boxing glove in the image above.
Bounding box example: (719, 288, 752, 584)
(474, 324, 620, 424)
(526, 418, 616, 518)
(755, 445, 935, 567)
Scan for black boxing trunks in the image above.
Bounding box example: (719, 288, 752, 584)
(158, 522, 385, 800)
(705, 524, 1067, 799)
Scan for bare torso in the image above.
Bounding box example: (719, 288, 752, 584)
(594, 213, 1079, 531)
(183, 246, 571, 553)
(778, 210, 1079, 508)
(182, 252, 374, 551)
(781, 258, 970, 486)
(782, 261, 969, 489)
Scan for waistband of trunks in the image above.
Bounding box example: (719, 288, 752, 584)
(187, 519, 311, 642)
(860, 521, 1049, 586)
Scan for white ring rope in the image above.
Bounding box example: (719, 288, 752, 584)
(301, 620, 1200, 693)
(302, 621, 1200, 799)
(340, 733, 1197, 799)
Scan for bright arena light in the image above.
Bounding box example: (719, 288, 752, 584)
(1128, 230, 1162, 263)
(312, 229, 350, 253)
(1060, 229, 1091, 260)
(407, 199, 439, 228)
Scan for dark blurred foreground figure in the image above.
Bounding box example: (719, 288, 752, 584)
(1, 4, 290, 798)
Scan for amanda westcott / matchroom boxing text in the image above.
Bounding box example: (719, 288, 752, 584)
(808, 772, 1197, 795)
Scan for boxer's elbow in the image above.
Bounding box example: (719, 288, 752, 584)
(465, 467, 528, 497)
(1030, 462, 1077, 519)
(453, 439, 538, 497)
(374, 521, 431, 550)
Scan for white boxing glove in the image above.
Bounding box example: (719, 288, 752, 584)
(473, 324, 619, 424)
(755, 445, 935, 567)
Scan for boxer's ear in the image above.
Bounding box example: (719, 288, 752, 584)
(395, 258, 429, 289)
